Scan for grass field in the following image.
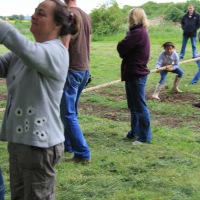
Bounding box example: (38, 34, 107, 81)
(1, 21, 200, 200)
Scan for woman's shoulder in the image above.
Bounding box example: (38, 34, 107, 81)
(129, 26, 148, 38)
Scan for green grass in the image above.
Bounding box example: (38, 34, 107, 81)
(1, 21, 200, 199)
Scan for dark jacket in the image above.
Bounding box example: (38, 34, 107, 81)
(181, 11, 200, 37)
(117, 24, 150, 81)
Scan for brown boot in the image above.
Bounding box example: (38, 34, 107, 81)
(152, 83, 162, 100)
(173, 76, 182, 92)
(192, 102, 200, 108)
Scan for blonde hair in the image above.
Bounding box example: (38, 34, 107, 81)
(128, 8, 149, 28)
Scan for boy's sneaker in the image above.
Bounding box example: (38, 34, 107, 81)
(132, 141, 144, 146)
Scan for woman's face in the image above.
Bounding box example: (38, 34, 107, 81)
(30, 0, 60, 42)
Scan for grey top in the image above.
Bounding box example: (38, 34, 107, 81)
(0, 22, 68, 148)
(155, 50, 179, 70)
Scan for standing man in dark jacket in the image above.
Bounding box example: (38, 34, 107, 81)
(180, 4, 200, 59)
(117, 8, 151, 146)
(60, 0, 92, 163)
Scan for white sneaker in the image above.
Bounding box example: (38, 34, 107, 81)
(152, 94, 160, 100)
(132, 141, 144, 146)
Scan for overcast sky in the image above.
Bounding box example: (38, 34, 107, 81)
(0, 0, 186, 16)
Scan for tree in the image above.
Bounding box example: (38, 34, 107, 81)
(90, 1, 125, 36)
(164, 6, 184, 22)
(9, 14, 24, 20)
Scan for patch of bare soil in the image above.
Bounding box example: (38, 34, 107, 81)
(79, 86, 200, 130)
(0, 81, 199, 130)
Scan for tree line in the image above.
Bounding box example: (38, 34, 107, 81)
(90, 0, 200, 36)
(0, 14, 25, 20)
(1, 0, 200, 36)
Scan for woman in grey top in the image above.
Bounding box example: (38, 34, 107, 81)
(0, 0, 78, 199)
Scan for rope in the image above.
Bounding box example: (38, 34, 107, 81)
(0, 57, 200, 105)
(83, 80, 121, 93)
(150, 56, 200, 73)
(83, 57, 200, 93)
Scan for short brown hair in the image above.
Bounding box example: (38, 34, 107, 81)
(49, 0, 79, 36)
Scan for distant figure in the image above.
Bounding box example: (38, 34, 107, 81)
(117, 8, 152, 146)
(190, 51, 200, 84)
(152, 42, 184, 100)
(180, 4, 200, 59)
(60, 0, 92, 163)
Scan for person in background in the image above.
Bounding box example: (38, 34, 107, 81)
(152, 42, 184, 100)
(0, 0, 78, 199)
(190, 51, 200, 108)
(180, 4, 200, 59)
(117, 8, 152, 146)
(60, 0, 92, 163)
(0, 168, 4, 200)
(190, 51, 200, 84)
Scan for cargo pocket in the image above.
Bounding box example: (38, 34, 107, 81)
(32, 177, 55, 200)
(53, 143, 64, 165)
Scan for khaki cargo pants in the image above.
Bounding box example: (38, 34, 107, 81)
(8, 142, 64, 200)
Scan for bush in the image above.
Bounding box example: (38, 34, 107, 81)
(90, 1, 125, 36)
(164, 6, 184, 22)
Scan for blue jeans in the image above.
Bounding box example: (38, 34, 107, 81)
(190, 60, 200, 84)
(0, 168, 4, 200)
(60, 70, 90, 159)
(125, 76, 151, 143)
(159, 68, 184, 85)
(180, 35, 196, 58)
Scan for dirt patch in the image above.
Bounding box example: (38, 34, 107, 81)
(79, 86, 200, 129)
(0, 82, 199, 130)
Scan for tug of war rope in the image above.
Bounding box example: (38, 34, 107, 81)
(0, 57, 200, 113)
(83, 57, 200, 93)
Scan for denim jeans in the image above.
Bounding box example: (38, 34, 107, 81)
(190, 60, 200, 84)
(0, 168, 4, 200)
(125, 76, 151, 143)
(159, 68, 184, 85)
(180, 35, 196, 58)
(60, 70, 91, 159)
